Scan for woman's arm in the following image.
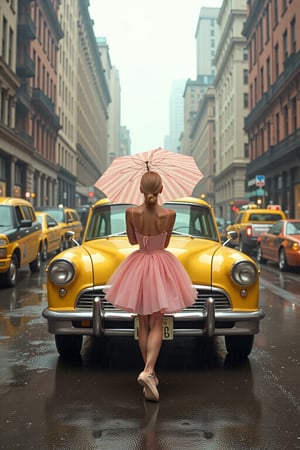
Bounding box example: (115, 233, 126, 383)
(126, 208, 137, 245)
(164, 210, 176, 247)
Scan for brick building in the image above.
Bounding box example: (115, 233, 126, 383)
(243, 0, 300, 217)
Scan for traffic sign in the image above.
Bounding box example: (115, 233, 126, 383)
(256, 175, 265, 187)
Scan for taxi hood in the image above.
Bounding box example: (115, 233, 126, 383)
(82, 236, 221, 286)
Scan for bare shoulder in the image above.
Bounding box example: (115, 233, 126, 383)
(158, 206, 176, 219)
(163, 207, 176, 218)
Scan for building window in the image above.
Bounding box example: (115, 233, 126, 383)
(243, 69, 248, 84)
(291, 97, 297, 132)
(260, 128, 264, 153)
(290, 17, 296, 53)
(265, 5, 270, 42)
(282, 0, 287, 13)
(274, 43, 279, 78)
(2, 16, 7, 61)
(283, 29, 288, 61)
(266, 57, 271, 89)
(259, 19, 263, 52)
(260, 66, 264, 95)
(244, 143, 249, 158)
(254, 77, 257, 104)
(274, 0, 278, 25)
(283, 105, 289, 137)
(267, 121, 271, 148)
(275, 112, 280, 143)
(0, 89, 5, 123)
(253, 32, 256, 65)
(243, 47, 248, 61)
(244, 93, 249, 109)
(8, 28, 13, 67)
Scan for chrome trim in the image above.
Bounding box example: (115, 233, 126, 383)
(75, 284, 232, 311)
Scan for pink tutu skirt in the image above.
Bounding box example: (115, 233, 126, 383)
(104, 248, 197, 315)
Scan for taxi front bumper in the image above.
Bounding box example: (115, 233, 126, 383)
(43, 296, 265, 338)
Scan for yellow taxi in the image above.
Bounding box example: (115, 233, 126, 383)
(43, 198, 265, 360)
(35, 212, 65, 261)
(36, 207, 82, 248)
(0, 197, 42, 287)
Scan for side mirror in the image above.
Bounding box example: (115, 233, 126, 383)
(20, 219, 32, 228)
(64, 230, 80, 247)
(223, 230, 238, 247)
(48, 221, 57, 228)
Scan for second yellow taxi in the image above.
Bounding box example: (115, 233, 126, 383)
(35, 212, 65, 261)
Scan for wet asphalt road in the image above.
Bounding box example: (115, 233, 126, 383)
(0, 261, 299, 450)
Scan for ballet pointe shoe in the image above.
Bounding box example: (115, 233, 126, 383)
(142, 374, 159, 396)
(137, 371, 159, 402)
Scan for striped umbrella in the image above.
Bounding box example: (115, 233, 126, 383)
(94, 147, 204, 204)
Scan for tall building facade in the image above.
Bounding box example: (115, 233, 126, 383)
(0, 0, 20, 197)
(120, 126, 131, 158)
(164, 80, 185, 153)
(57, 0, 78, 207)
(181, 7, 219, 157)
(243, 0, 300, 218)
(190, 86, 216, 206)
(214, 0, 249, 221)
(195, 7, 220, 78)
(181, 75, 215, 155)
(76, 2, 110, 204)
(0, 1, 112, 207)
(96, 37, 121, 165)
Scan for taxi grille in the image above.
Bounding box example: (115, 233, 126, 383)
(76, 287, 231, 310)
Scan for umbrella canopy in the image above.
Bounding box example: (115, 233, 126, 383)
(94, 147, 204, 204)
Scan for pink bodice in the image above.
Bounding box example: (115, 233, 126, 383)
(135, 231, 167, 252)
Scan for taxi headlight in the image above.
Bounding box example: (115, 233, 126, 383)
(0, 238, 8, 245)
(48, 259, 75, 285)
(231, 260, 258, 286)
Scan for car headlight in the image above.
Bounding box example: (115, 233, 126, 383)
(48, 259, 75, 285)
(0, 238, 8, 245)
(231, 260, 258, 286)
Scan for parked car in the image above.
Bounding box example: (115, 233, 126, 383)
(227, 207, 286, 254)
(42, 197, 265, 361)
(36, 206, 82, 247)
(0, 197, 42, 287)
(257, 219, 300, 271)
(35, 212, 65, 261)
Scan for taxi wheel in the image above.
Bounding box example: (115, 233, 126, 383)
(29, 249, 41, 273)
(41, 241, 48, 261)
(57, 238, 64, 253)
(225, 335, 254, 359)
(55, 335, 83, 359)
(4, 254, 18, 287)
(257, 244, 267, 264)
(238, 239, 249, 254)
(278, 248, 288, 271)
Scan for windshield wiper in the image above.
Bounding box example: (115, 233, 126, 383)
(172, 230, 194, 237)
(106, 231, 127, 238)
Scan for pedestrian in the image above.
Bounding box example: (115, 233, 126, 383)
(105, 171, 197, 401)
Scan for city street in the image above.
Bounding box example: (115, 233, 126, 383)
(0, 260, 299, 450)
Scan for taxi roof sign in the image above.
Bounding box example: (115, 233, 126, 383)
(267, 204, 281, 210)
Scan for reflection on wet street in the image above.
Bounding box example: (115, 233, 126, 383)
(0, 263, 299, 449)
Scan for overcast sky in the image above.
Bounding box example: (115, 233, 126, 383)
(88, 1, 223, 153)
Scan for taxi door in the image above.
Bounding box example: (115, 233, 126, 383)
(17, 205, 41, 264)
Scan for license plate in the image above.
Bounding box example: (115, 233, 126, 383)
(134, 316, 173, 340)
